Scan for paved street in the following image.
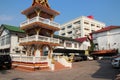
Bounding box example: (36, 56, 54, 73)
(0, 60, 119, 80)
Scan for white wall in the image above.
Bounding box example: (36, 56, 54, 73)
(56, 39, 90, 51)
(97, 36, 108, 50)
(56, 40, 80, 50)
(93, 28, 120, 53)
(10, 34, 19, 53)
(79, 41, 90, 50)
(59, 16, 105, 39)
(109, 29, 120, 53)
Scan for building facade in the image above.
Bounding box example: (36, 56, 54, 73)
(54, 35, 83, 50)
(0, 24, 85, 71)
(59, 16, 105, 39)
(0, 24, 25, 54)
(92, 26, 120, 53)
(75, 37, 90, 50)
(0, 25, 83, 54)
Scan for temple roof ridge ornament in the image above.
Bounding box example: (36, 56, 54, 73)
(32, 0, 50, 8)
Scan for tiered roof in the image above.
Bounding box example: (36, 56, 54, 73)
(22, 0, 59, 16)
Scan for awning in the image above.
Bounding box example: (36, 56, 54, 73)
(90, 49, 118, 56)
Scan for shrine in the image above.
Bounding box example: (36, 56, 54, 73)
(12, 0, 72, 71)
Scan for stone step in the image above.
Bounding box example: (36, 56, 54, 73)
(12, 61, 48, 66)
(54, 61, 68, 71)
(12, 61, 49, 71)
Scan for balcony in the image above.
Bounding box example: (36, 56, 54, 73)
(73, 24, 80, 28)
(19, 35, 59, 44)
(20, 16, 60, 28)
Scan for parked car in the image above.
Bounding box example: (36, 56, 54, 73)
(0, 54, 12, 69)
(73, 54, 87, 62)
(111, 57, 120, 68)
(87, 56, 93, 60)
(73, 55, 83, 62)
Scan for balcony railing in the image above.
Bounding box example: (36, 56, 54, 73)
(19, 35, 59, 44)
(20, 16, 60, 28)
(11, 56, 48, 63)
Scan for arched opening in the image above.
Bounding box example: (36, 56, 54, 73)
(41, 45, 51, 56)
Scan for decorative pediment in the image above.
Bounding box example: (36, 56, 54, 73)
(32, 0, 50, 8)
(0, 28, 9, 37)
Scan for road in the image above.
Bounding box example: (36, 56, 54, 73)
(0, 60, 119, 80)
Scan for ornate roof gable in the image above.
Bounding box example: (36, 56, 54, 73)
(32, 0, 50, 8)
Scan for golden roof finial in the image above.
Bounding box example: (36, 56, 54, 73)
(32, 0, 50, 8)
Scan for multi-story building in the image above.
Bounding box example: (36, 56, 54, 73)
(59, 16, 105, 39)
(0, 24, 25, 54)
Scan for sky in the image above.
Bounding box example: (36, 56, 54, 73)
(0, 0, 120, 27)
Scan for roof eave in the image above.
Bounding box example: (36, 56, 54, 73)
(22, 4, 60, 16)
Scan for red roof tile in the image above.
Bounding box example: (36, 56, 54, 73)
(75, 37, 87, 43)
(92, 26, 120, 34)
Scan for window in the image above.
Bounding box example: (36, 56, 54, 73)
(74, 21, 80, 24)
(66, 42, 72, 47)
(68, 31, 72, 34)
(97, 25, 100, 28)
(79, 43, 81, 47)
(0, 35, 10, 46)
(84, 21, 89, 25)
(61, 33, 65, 35)
(74, 43, 77, 48)
(85, 34, 88, 37)
(61, 28, 65, 30)
(77, 33, 81, 36)
(91, 24, 95, 26)
(1, 37, 5, 46)
(76, 29, 81, 32)
(92, 30, 95, 32)
(60, 40, 64, 46)
(67, 25, 72, 28)
(84, 28, 89, 30)
(6, 35, 10, 45)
